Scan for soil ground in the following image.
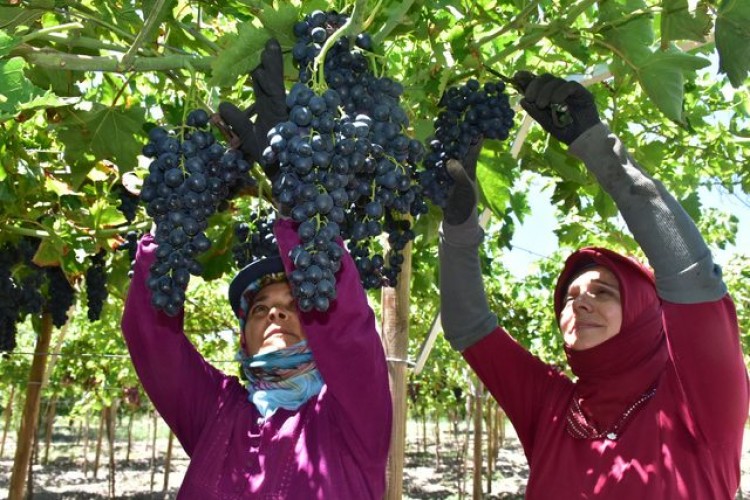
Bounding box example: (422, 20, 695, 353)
(0, 417, 748, 499)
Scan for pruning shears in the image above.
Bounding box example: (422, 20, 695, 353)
(483, 66, 573, 128)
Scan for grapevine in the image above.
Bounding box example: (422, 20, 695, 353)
(419, 79, 516, 207)
(140, 109, 256, 316)
(247, 10, 427, 312)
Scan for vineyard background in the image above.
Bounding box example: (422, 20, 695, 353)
(2, 410, 745, 499)
(2, 0, 750, 498)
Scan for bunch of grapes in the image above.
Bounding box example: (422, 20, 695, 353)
(116, 230, 140, 269)
(140, 109, 256, 316)
(248, 10, 427, 311)
(0, 238, 77, 352)
(419, 79, 515, 207)
(46, 266, 75, 328)
(0, 245, 20, 352)
(233, 209, 279, 270)
(85, 250, 108, 321)
(113, 184, 140, 224)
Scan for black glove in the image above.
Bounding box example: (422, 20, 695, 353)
(443, 140, 483, 226)
(514, 72, 601, 145)
(218, 38, 288, 181)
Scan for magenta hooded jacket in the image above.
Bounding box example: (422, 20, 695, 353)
(121, 218, 392, 499)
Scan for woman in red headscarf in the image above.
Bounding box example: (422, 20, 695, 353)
(438, 73, 749, 499)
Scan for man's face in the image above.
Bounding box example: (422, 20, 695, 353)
(559, 266, 622, 351)
(243, 281, 305, 356)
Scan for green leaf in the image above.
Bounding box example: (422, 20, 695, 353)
(0, 30, 20, 57)
(593, 188, 618, 219)
(0, 6, 44, 31)
(0, 57, 45, 115)
(544, 143, 589, 185)
(478, 154, 513, 220)
(209, 22, 269, 88)
(598, 0, 653, 68)
(56, 105, 146, 174)
(256, 3, 301, 47)
(716, 0, 750, 88)
(636, 49, 710, 124)
(660, 0, 711, 44)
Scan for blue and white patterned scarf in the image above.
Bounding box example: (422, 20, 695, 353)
(237, 340, 323, 418)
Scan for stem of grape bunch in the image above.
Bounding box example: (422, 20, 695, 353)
(312, 0, 368, 93)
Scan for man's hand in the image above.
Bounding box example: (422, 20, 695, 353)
(443, 140, 482, 226)
(514, 72, 601, 145)
(218, 38, 288, 181)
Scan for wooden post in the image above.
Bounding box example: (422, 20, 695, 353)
(472, 380, 483, 499)
(162, 430, 174, 493)
(382, 235, 413, 500)
(94, 408, 105, 479)
(42, 395, 58, 465)
(8, 312, 53, 500)
(83, 412, 91, 476)
(150, 411, 158, 491)
(0, 384, 15, 458)
(106, 405, 117, 498)
(126, 412, 134, 464)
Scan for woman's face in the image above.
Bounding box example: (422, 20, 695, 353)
(243, 281, 305, 356)
(559, 266, 622, 351)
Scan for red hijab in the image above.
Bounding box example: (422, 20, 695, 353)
(554, 247, 668, 432)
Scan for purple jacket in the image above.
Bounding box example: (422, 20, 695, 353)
(121, 219, 392, 499)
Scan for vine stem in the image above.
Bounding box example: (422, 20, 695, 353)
(0, 224, 50, 238)
(20, 22, 84, 43)
(9, 44, 213, 72)
(312, 0, 368, 92)
(120, 0, 175, 69)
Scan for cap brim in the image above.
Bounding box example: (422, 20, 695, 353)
(228, 255, 285, 316)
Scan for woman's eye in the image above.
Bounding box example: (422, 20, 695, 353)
(251, 305, 268, 316)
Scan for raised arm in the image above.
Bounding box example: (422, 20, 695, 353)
(518, 72, 748, 441)
(438, 145, 572, 450)
(121, 234, 230, 455)
(274, 218, 392, 462)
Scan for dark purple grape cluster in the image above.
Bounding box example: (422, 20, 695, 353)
(45, 266, 75, 328)
(85, 250, 108, 321)
(420, 79, 515, 207)
(0, 238, 78, 351)
(0, 245, 20, 352)
(233, 209, 279, 269)
(116, 230, 140, 269)
(140, 109, 256, 316)
(251, 11, 427, 311)
(114, 184, 140, 224)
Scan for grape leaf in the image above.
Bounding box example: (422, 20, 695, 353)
(636, 50, 710, 125)
(56, 105, 145, 174)
(716, 0, 750, 88)
(0, 30, 20, 57)
(209, 22, 269, 88)
(660, 0, 711, 44)
(256, 3, 301, 47)
(0, 57, 45, 115)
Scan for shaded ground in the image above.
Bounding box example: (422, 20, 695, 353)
(0, 419, 748, 499)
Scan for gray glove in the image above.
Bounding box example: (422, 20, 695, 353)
(443, 140, 483, 225)
(515, 72, 601, 145)
(218, 38, 288, 181)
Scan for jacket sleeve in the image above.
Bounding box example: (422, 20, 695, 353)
(569, 123, 725, 304)
(274, 219, 392, 464)
(570, 124, 749, 442)
(463, 328, 573, 458)
(121, 234, 232, 455)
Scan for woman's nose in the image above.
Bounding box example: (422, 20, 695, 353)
(269, 307, 287, 320)
(573, 292, 594, 310)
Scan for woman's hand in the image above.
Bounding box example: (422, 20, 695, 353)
(514, 72, 601, 145)
(218, 38, 288, 181)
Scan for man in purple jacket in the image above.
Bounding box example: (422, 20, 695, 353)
(121, 39, 392, 499)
